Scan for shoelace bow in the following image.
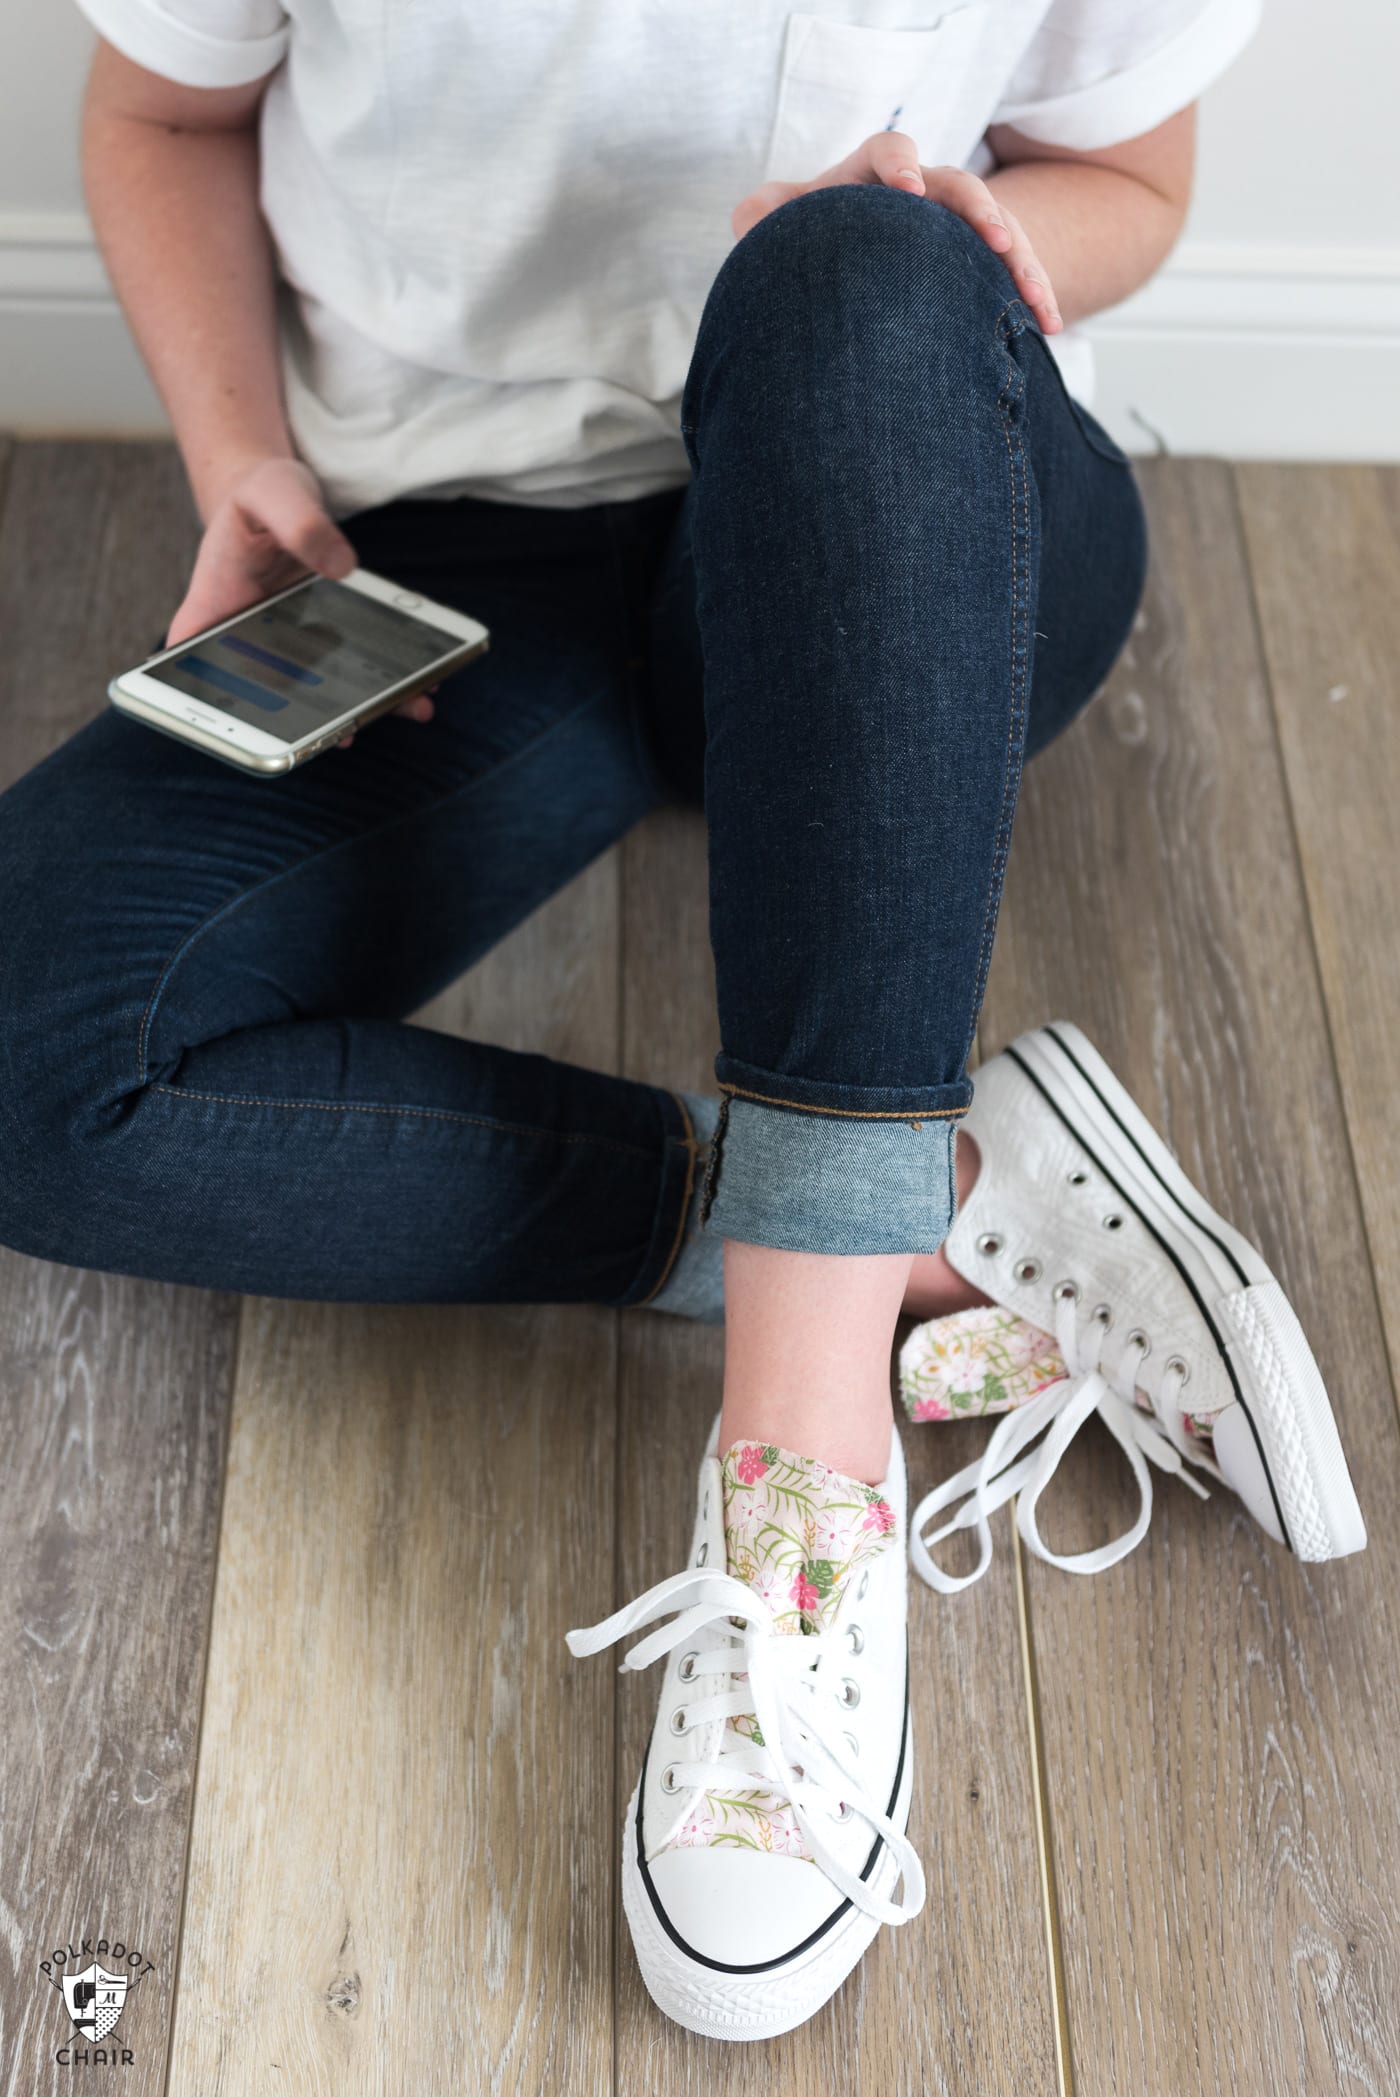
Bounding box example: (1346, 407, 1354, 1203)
(910, 1286, 1219, 1591)
(566, 1567, 925, 1926)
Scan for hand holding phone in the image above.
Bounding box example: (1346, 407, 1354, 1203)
(168, 456, 357, 645)
(111, 563, 489, 774)
(162, 457, 440, 747)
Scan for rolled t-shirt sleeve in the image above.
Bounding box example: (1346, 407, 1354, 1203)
(992, 0, 1262, 149)
(73, 0, 290, 87)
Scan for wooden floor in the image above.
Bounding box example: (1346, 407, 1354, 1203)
(2, 442, 1399, 2097)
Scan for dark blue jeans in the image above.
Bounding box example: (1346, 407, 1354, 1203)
(0, 188, 1146, 1303)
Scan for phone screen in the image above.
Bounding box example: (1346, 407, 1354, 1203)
(145, 578, 457, 744)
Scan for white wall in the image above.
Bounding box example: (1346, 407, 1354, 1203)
(0, 0, 91, 213)
(1085, 0, 1400, 456)
(2, 0, 1398, 457)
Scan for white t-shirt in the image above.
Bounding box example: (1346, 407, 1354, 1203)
(76, 0, 1260, 515)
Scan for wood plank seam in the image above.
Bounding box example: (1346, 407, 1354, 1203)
(155, 1309, 245, 2097)
(1012, 1520, 1075, 2097)
(611, 1305, 624, 2097)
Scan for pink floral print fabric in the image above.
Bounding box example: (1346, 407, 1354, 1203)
(721, 1441, 895, 1636)
(663, 1440, 896, 1865)
(899, 1307, 1221, 1448)
(899, 1306, 1067, 1421)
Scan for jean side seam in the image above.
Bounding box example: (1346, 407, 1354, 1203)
(964, 302, 1034, 1062)
(629, 1090, 700, 1308)
(134, 685, 626, 1088)
(698, 1090, 729, 1230)
(149, 1082, 657, 1160)
(718, 1082, 965, 1122)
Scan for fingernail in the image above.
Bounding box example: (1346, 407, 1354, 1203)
(896, 167, 923, 183)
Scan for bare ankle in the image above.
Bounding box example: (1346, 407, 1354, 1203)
(720, 1240, 907, 1484)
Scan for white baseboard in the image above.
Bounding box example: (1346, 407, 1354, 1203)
(1084, 241, 1400, 460)
(3, 212, 1399, 460)
(0, 212, 169, 434)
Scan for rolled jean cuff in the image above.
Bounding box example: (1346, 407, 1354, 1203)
(713, 1053, 973, 1123)
(701, 1092, 960, 1255)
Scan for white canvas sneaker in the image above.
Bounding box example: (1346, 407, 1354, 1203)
(567, 1419, 923, 2040)
(909, 1022, 1367, 1589)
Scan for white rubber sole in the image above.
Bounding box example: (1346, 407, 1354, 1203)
(1012, 1023, 1366, 1560)
(619, 1728, 914, 2041)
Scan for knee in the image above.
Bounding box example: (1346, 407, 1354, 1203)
(684, 186, 1022, 474)
(708, 183, 1010, 345)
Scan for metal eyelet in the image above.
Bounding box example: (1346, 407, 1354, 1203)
(661, 1764, 681, 1794)
(846, 1623, 864, 1655)
(1128, 1329, 1151, 1357)
(695, 1540, 708, 1566)
(1092, 1303, 1114, 1329)
(839, 1678, 861, 1710)
(1102, 1213, 1125, 1232)
(1053, 1279, 1080, 1303)
(702, 1492, 710, 1520)
(976, 1232, 1004, 1257)
(1068, 1168, 1090, 1187)
(856, 1570, 870, 1602)
(669, 1707, 687, 1736)
(844, 1731, 860, 1758)
(1166, 1354, 1191, 1386)
(830, 1801, 854, 1824)
(1015, 1257, 1043, 1284)
(678, 1651, 698, 1683)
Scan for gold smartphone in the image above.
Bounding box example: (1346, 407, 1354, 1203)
(109, 566, 490, 775)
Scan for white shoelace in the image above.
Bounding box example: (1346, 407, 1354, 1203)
(567, 1567, 925, 1926)
(909, 1288, 1218, 1591)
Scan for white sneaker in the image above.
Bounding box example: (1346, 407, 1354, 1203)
(567, 1419, 923, 2040)
(910, 1022, 1367, 1589)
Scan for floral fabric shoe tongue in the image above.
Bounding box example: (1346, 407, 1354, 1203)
(899, 1306, 1224, 1453)
(665, 1440, 896, 1859)
(903, 1302, 1242, 1591)
(900, 1306, 1067, 1423)
(723, 1441, 896, 1631)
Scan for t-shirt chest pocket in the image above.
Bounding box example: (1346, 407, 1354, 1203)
(763, 7, 998, 183)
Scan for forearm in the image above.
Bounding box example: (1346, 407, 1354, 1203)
(985, 157, 1189, 329)
(82, 96, 293, 522)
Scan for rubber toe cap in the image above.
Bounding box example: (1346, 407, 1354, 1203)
(644, 1846, 846, 1966)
